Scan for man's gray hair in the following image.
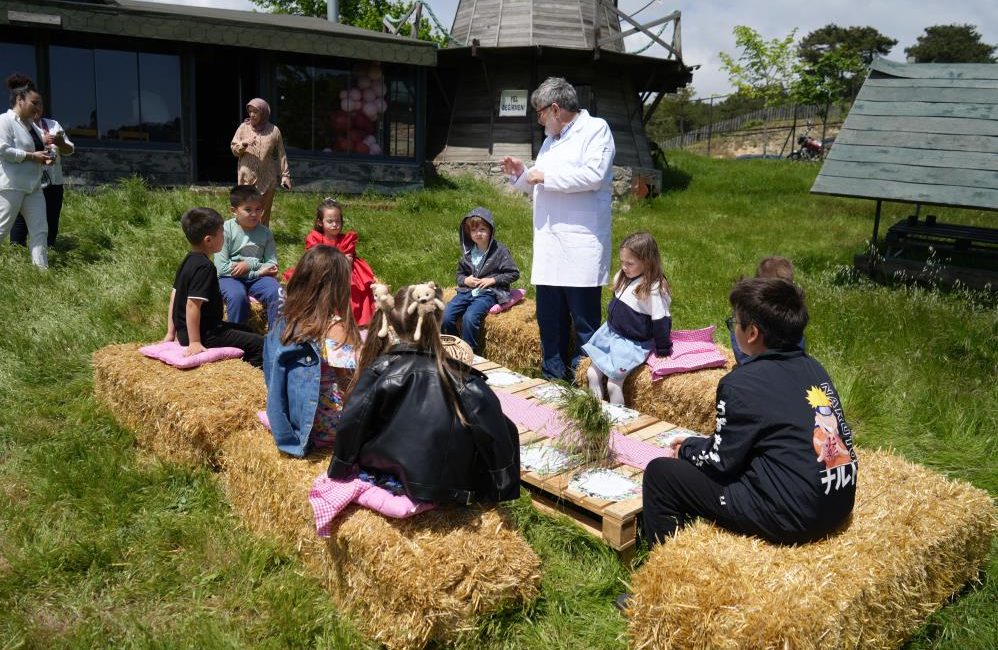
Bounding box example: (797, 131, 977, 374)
(531, 77, 580, 112)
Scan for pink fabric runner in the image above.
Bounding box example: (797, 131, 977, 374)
(645, 326, 728, 381)
(309, 475, 436, 537)
(496, 391, 673, 472)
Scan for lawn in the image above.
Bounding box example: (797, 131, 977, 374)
(0, 151, 994, 648)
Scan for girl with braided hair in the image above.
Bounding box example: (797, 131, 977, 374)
(327, 283, 521, 505)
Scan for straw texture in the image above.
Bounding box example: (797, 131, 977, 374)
(94, 343, 541, 650)
(575, 352, 734, 434)
(443, 287, 549, 372)
(627, 449, 997, 650)
(220, 424, 541, 650)
(92, 343, 264, 467)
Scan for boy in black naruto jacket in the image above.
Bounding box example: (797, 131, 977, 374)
(643, 277, 857, 546)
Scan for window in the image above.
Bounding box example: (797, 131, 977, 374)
(50, 45, 181, 144)
(0, 42, 36, 84)
(276, 59, 417, 159)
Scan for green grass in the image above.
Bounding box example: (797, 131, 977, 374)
(0, 153, 995, 648)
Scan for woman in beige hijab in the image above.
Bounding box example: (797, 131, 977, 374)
(231, 98, 291, 227)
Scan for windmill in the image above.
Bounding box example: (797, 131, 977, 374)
(427, 0, 692, 194)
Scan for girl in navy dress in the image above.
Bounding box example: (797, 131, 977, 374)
(583, 232, 672, 404)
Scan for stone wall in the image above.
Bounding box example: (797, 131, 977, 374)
(62, 147, 191, 187)
(428, 161, 662, 199)
(290, 156, 423, 194)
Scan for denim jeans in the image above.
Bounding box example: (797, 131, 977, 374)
(441, 290, 497, 351)
(535, 284, 602, 381)
(219, 275, 282, 326)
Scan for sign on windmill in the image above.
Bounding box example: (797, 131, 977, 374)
(499, 90, 528, 117)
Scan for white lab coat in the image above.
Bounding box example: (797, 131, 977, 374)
(513, 109, 615, 287)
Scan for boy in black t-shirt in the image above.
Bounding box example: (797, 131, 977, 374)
(164, 207, 264, 368)
(642, 277, 857, 547)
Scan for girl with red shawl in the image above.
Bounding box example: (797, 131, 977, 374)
(283, 198, 376, 326)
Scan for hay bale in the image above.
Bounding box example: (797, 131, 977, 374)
(575, 352, 734, 434)
(219, 425, 542, 650)
(441, 287, 544, 372)
(223, 300, 268, 335)
(92, 343, 264, 467)
(627, 450, 997, 650)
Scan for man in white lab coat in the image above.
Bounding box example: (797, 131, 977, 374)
(501, 77, 616, 381)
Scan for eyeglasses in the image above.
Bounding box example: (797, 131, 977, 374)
(725, 316, 738, 333)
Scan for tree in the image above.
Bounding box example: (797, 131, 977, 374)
(250, 0, 440, 42)
(719, 26, 798, 154)
(799, 24, 896, 66)
(905, 24, 997, 63)
(798, 24, 896, 100)
(719, 26, 798, 108)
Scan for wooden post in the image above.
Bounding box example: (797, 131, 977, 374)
(706, 96, 714, 157)
(872, 199, 882, 247)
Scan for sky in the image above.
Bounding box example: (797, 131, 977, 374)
(143, 0, 997, 98)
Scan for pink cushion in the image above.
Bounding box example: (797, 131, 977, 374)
(645, 326, 728, 380)
(489, 288, 526, 314)
(257, 410, 271, 431)
(139, 340, 244, 369)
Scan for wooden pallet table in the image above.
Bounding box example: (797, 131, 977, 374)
(518, 394, 680, 554)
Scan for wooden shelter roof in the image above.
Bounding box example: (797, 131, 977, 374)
(811, 58, 998, 211)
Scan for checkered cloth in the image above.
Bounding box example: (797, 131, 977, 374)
(497, 390, 671, 471)
(646, 326, 727, 380)
(309, 475, 435, 537)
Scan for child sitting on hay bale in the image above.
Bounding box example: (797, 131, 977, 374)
(441, 206, 521, 352)
(635, 278, 857, 586)
(583, 231, 672, 404)
(215, 185, 282, 329)
(732, 256, 806, 364)
(164, 207, 264, 367)
(263, 246, 359, 456)
(327, 282, 522, 505)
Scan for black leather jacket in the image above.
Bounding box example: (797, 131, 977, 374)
(328, 345, 521, 504)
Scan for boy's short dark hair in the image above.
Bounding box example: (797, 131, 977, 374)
(230, 184, 262, 208)
(729, 277, 808, 349)
(181, 207, 224, 244)
(756, 256, 795, 281)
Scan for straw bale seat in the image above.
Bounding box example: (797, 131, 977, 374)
(627, 450, 997, 649)
(93, 343, 541, 650)
(441, 287, 557, 373)
(220, 423, 541, 650)
(575, 351, 734, 434)
(92, 343, 264, 467)
(222, 299, 268, 335)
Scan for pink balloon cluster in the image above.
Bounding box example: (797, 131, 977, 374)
(330, 63, 388, 155)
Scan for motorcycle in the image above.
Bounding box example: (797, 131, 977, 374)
(788, 133, 823, 161)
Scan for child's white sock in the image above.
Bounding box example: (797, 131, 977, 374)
(607, 379, 625, 405)
(586, 365, 605, 401)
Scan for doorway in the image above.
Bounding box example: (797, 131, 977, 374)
(195, 48, 256, 183)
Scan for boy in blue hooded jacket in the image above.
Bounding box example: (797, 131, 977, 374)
(441, 207, 520, 352)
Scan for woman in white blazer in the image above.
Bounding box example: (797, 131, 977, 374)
(0, 74, 52, 268)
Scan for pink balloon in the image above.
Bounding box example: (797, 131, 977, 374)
(378, 98, 388, 112)
(348, 88, 362, 102)
(368, 143, 382, 155)
(338, 89, 347, 100)
(357, 76, 372, 90)
(362, 102, 379, 120)
(362, 88, 376, 102)
(340, 98, 349, 112)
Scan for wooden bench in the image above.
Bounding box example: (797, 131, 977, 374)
(626, 450, 997, 649)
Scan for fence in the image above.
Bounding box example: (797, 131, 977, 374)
(658, 99, 844, 157)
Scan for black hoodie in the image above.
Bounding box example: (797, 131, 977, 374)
(455, 207, 520, 304)
(679, 349, 858, 543)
